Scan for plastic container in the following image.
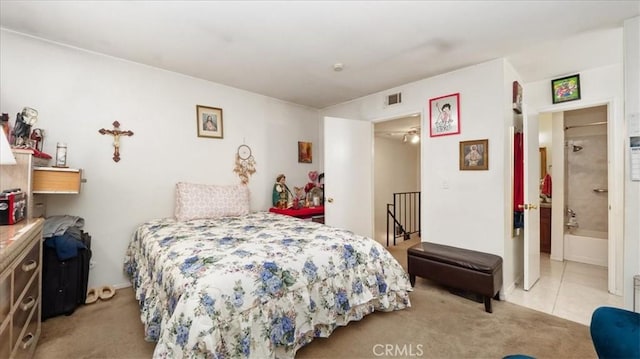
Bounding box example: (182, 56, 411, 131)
(55, 142, 68, 167)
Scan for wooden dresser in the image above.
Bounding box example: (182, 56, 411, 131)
(0, 218, 44, 359)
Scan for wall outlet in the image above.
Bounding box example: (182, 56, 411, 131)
(442, 180, 449, 189)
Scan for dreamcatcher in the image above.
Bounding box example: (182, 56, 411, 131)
(233, 144, 256, 184)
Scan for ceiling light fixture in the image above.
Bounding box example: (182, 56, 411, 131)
(333, 63, 344, 72)
(403, 129, 420, 144)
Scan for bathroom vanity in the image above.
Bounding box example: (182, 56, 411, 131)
(540, 203, 551, 253)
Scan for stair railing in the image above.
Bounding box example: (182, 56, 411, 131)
(386, 191, 421, 246)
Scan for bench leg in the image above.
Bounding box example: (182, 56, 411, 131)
(493, 291, 500, 300)
(409, 274, 416, 287)
(484, 296, 492, 313)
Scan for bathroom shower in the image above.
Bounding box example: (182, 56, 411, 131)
(563, 107, 609, 267)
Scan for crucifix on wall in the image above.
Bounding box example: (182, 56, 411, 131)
(99, 121, 134, 162)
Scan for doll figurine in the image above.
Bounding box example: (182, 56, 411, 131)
(272, 174, 293, 208)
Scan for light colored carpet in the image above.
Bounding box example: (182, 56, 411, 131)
(35, 237, 596, 358)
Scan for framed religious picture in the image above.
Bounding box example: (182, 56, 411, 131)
(429, 93, 461, 137)
(298, 141, 312, 163)
(196, 105, 223, 139)
(551, 74, 581, 104)
(459, 139, 488, 170)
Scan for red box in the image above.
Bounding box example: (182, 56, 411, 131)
(0, 191, 27, 225)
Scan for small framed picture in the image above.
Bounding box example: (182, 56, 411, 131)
(460, 139, 488, 170)
(196, 105, 223, 139)
(551, 74, 581, 104)
(429, 93, 461, 137)
(298, 141, 312, 163)
(512, 81, 523, 114)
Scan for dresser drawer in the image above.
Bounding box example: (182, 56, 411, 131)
(0, 270, 10, 325)
(11, 312, 38, 359)
(0, 320, 10, 359)
(32, 167, 81, 194)
(13, 242, 39, 305)
(12, 278, 39, 342)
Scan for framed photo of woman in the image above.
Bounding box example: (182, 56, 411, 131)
(429, 93, 461, 137)
(196, 105, 223, 139)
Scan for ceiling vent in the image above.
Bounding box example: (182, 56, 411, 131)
(386, 92, 402, 106)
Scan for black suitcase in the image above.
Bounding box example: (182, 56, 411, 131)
(41, 231, 92, 320)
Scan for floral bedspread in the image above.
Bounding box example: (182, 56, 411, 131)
(124, 212, 412, 358)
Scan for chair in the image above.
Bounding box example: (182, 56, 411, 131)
(590, 306, 640, 358)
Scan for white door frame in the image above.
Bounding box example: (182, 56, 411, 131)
(536, 97, 622, 295)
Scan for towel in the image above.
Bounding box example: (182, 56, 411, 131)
(43, 215, 84, 238)
(541, 174, 552, 197)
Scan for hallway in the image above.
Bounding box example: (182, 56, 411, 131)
(507, 254, 623, 325)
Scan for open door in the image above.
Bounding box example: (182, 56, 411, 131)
(323, 116, 373, 238)
(523, 111, 541, 290)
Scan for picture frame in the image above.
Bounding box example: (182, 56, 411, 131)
(551, 74, 581, 104)
(196, 105, 223, 139)
(459, 139, 488, 170)
(298, 141, 312, 163)
(429, 93, 461, 137)
(512, 81, 523, 114)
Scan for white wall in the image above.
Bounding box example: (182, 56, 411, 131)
(373, 137, 419, 245)
(0, 30, 321, 288)
(525, 62, 628, 300)
(623, 16, 640, 311)
(323, 59, 510, 259)
(322, 51, 636, 301)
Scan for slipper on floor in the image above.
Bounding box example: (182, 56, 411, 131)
(85, 288, 99, 304)
(99, 285, 116, 300)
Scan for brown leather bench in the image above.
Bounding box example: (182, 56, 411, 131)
(407, 242, 503, 313)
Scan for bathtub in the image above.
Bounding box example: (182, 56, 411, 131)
(564, 229, 608, 267)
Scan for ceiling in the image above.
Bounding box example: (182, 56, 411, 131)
(0, 1, 638, 110)
(374, 114, 421, 141)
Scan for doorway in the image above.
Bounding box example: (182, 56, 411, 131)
(545, 101, 622, 296)
(373, 114, 422, 246)
(506, 101, 623, 324)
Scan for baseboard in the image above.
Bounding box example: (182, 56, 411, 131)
(114, 282, 133, 290)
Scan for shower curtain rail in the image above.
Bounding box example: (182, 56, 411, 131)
(564, 121, 607, 130)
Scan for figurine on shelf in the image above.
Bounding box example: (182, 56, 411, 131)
(272, 174, 294, 208)
(30, 128, 44, 152)
(293, 186, 305, 209)
(12, 107, 38, 146)
(304, 170, 321, 205)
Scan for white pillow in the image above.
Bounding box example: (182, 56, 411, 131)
(175, 182, 250, 221)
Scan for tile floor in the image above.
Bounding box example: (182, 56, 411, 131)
(506, 254, 624, 326)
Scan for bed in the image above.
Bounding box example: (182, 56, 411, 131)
(124, 183, 412, 358)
